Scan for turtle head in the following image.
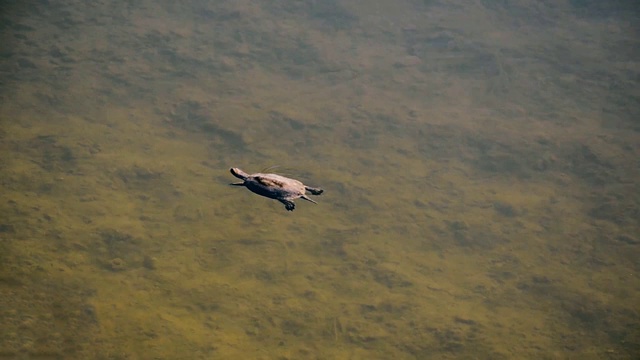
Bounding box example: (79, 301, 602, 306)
(230, 167, 249, 180)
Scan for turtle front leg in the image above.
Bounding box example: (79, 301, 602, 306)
(278, 199, 296, 211)
(305, 186, 323, 195)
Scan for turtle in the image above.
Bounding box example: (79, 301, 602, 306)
(229, 167, 324, 211)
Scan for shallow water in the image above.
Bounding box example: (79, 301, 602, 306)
(1, 0, 639, 359)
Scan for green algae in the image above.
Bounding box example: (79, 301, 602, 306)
(0, 0, 638, 359)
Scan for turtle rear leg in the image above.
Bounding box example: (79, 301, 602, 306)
(278, 199, 296, 211)
(305, 186, 323, 195)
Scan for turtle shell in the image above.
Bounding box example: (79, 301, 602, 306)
(230, 168, 323, 211)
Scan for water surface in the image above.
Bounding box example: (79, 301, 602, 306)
(1, 0, 638, 358)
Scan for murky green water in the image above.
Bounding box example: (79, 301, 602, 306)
(1, 0, 638, 359)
